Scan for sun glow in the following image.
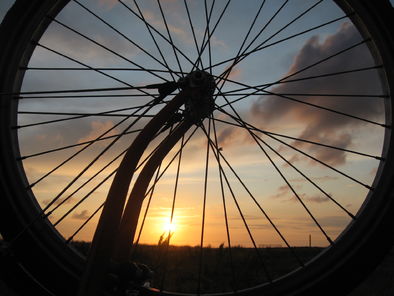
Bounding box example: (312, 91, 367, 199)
(163, 220, 177, 233)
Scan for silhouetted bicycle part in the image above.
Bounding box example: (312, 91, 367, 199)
(0, 0, 394, 295)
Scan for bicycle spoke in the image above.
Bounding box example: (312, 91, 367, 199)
(143, 126, 199, 201)
(204, 0, 213, 74)
(261, 36, 352, 86)
(205, 119, 305, 267)
(16, 107, 154, 129)
(201, 124, 273, 282)
(66, 202, 104, 243)
(194, 0, 230, 71)
(211, 116, 237, 292)
(236, 0, 266, 58)
(18, 94, 158, 99)
(28, 98, 154, 197)
(265, 65, 383, 86)
(49, 17, 170, 82)
(157, 0, 184, 77)
(218, 92, 387, 98)
(209, 118, 358, 219)
(23, 66, 185, 75)
(49, 123, 176, 225)
(213, 112, 357, 220)
(159, 134, 185, 291)
(187, 0, 215, 71)
(216, 0, 288, 84)
(214, 72, 387, 128)
(213, 99, 334, 244)
(195, 0, 215, 70)
(249, 130, 334, 245)
(219, 0, 324, 79)
(217, 107, 374, 190)
(261, 89, 387, 127)
(217, 65, 383, 95)
(212, 116, 383, 161)
(45, 145, 130, 219)
(4, 86, 153, 97)
(73, 0, 180, 78)
(118, 0, 196, 68)
(132, 0, 177, 81)
(183, 0, 200, 64)
(197, 119, 211, 294)
(29, 44, 157, 101)
(18, 110, 153, 118)
(252, 131, 356, 219)
(240, 0, 290, 55)
(18, 128, 142, 161)
(246, 38, 369, 92)
(206, 14, 350, 73)
(213, 0, 266, 85)
(214, 0, 326, 105)
(53, 174, 113, 226)
(36, 42, 137, 89)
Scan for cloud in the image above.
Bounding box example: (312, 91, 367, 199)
(250, 22, 384, 166)
(290, 175, 338, 183)
(141, 8, 191, 44)
(216, 127, 236, 147)
(289, 193, 330, 204)
(17, 116, 95, 158)
(98, 0, 118, 10)
(38, 8, 138, 66)
(271, 185, 330, 204)
(304, 195, 330, 204)
(42, 196, 74, 207)
(223, 66, 243, 80)
(140, 4, 227, 49)
(270, 184, 291, 199)
(78, 120, 118, 145)
(72, 210, 90, 220)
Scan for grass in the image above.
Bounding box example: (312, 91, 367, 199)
(70, 240, 322, 293)
(1, 239, 394, 295)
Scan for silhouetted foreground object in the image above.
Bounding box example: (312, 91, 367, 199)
(0, 0, 394, 295)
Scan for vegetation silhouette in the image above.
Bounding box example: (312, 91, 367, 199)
(69, 239, 321, 293)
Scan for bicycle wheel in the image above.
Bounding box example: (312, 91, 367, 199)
(0, 0, 393, 295)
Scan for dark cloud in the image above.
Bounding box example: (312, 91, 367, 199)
(270, 184, 291, 199)
(18, 117, 101, 157)
(43, 196, 74, 207)
(217, 127, 236, 147)
(72, 209, 90, 220)
(271, 184, 330, 204)
(304, 195, 330, 204)
(251, 22, 384, 166)
(290, 175, 338, 183)
(288, 193, 330, 204)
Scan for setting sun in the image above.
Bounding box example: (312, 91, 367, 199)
(163, 220, 177, 233)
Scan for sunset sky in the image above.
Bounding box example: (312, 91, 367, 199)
(1, 0, 390, 248)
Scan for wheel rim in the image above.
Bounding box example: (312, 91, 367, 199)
(1, 0, 393, 295)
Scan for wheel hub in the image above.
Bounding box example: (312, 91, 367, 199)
(180, 70, 216, 123)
